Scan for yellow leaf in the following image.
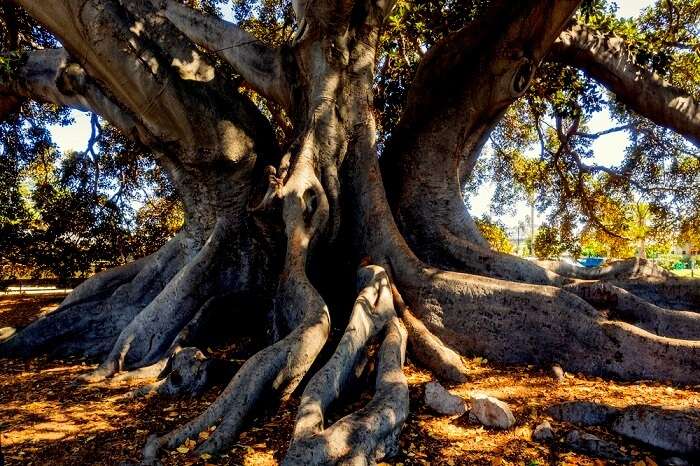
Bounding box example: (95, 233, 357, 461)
(176, 446, 189, 454)
(200, 452, 212, 460)
(199, 431, 210, 440)
(185, 438, 196, 449)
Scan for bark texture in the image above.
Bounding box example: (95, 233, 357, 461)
(553, 23, 700, 146)
(2, 0, 700, 463)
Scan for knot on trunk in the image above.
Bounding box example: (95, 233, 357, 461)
(510, 57, 534, 96)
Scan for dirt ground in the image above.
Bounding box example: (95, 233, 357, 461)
(1, 293, 699, 466)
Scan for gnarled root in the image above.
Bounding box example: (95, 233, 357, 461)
(82, 220, 233, 382)
(284, 266, 408, 465)
(132, 347, 237, 398)
(565, 281, 700, 340)
(142, 297, 330, 459)
(0, 234, 186, 359)
(290, 266, 396, 443)
(394, 265, 700, 385)
(390, 283, 468, 383)
(610, 276, 700, 312)
(143, 161, 333, 460)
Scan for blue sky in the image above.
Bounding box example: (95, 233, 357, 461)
(48, 0, 657, 231)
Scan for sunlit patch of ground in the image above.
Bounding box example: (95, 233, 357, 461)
(1, 294, 698, 465)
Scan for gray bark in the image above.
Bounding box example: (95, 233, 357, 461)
(553, 23, 700, 146)
(3, 0, 700, 463)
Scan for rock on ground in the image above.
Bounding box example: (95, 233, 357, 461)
(551, 364, 565, 382)
(424, 381, 467, 415)
(532, 421, 554, 441)
(469, 392, 515, 429)
(0, 327, 15, 343)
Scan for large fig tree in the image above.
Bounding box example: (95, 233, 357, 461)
(1, 0, 699, 463)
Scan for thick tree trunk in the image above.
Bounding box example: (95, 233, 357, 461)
(3, 0, 700, 463)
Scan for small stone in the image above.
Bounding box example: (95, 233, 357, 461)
(469, 392, 515, 429)
(551, 364, 565, 382)
(424, 381, 467, 415)
(532, 421, 554, 441)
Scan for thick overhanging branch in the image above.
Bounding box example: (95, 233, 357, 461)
(379, 0, 582, 276)
(15, 0, 197, 144)
(1, 48, 140, 137)
(553, 23, 700, 146)
(155, 0, 291, 109)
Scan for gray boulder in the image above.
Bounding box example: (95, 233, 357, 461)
(551, 364, 565, 382)
(532, 420, 554, 441)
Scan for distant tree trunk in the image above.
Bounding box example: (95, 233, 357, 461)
(1, 0, 699, 463)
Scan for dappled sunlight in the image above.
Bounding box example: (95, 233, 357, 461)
(398, 358, 700, 465)
(2, 295, 699, 465)
(243, 449, 277, 466)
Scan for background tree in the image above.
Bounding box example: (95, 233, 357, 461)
(474, 215, 514, 254)
(0, 0, 699, 463)
(533, 224, 566, 259)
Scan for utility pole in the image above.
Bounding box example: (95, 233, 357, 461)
(529, 194, 535, 249)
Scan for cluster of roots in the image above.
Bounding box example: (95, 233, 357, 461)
(1, 131, 699, 464)
(1, 225, 699, 465)
(1, 1, 699, 463)
(1, 127, 698, 464)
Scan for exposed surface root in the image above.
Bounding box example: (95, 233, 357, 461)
(404, 222, 699, 314)
(290, 266, 396, 442)
(548, 400, 700, 455)
(394, 266, 700, 385)
(142, 298, 329, 459)
(143, 161, 333, 461)
(610, 276, 700, 312)
(407, 226, 566, 286)
(133, 347, 237, 398)
(565, 281, 700, 340)
(390, 283, 468, 383)
(283, 316, 408, 465)
(538, 257, 674, 281)
(0, 235, 186, 359)
(83, 221, 232, 381)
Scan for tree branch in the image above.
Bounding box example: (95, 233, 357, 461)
(552, 23, 700, 146)
(155, 0, 291, 108)
(15, 0, 196, 145)
(1, 48, 139, 137)
(576, 124, 634, 139)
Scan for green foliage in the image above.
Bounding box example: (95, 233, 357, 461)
(474, 215, 513, 254)
(2, 0, 699, 278)
(580, 239, 607, 258)
(468, 0, 700, 245)
(533, 224, 566, 260)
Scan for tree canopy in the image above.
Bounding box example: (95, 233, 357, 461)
(1, 1, 700, 464)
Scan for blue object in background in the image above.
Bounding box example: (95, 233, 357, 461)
(578, 257, 605, 268)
